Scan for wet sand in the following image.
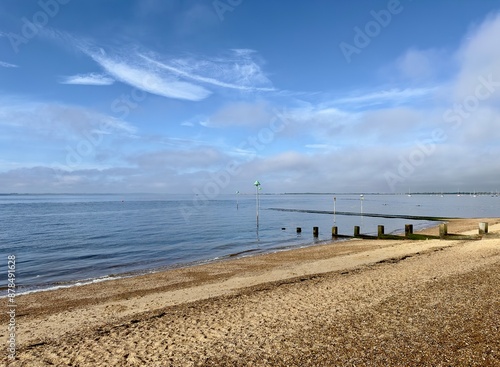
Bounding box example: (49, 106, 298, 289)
(3, 218, 500, 366)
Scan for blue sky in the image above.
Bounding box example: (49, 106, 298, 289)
(1, 0, 500, 194)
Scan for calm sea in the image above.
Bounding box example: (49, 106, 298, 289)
(1, 193, 498, 295)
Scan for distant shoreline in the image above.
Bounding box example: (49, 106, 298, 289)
(1, 192, 499, 196)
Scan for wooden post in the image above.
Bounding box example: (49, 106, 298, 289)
(439, 223, 448, 239)
(313, 226, 319, 237)
(354, 226, 360, 237)
(479, 222, 488, 235)
(377, 225, 384, 238)
(332, 226, 338, 238)
(296, 227, 302, 234)
(405, 224, 413, 237)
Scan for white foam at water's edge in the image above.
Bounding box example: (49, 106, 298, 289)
(0, 274, 130, 297)
(0, 256, 230, 297)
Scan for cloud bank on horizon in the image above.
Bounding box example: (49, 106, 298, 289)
(0, 0, 500, 194)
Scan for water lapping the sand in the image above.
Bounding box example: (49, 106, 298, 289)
(1, 193, 499, 294)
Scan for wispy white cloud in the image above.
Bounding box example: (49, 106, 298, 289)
(331, 87, 437, 108)
(87, 49, 212, 101)
(57, 29, 274, 101)
(0, 61, 18, 68)
(0, 97, 136, 138)
(277, 103, 357, 140)
(285, 103, 352, 122)
(305, 144, 330, 149)
(180, 115, 210, 127)
(59, 73, 115, 86)
(139, 50, 274, 92)
(44, 30, 275, 102)
(274, 87, 437, 143)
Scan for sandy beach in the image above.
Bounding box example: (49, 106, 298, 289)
(3, 218, 499, 366)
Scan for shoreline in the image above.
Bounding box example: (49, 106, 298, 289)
(3, 217, 499, 366)
(2, 217, 443, 297)
(2, 217, 495, 306)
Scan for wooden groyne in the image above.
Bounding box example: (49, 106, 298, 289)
(292, 222, 490, 241)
